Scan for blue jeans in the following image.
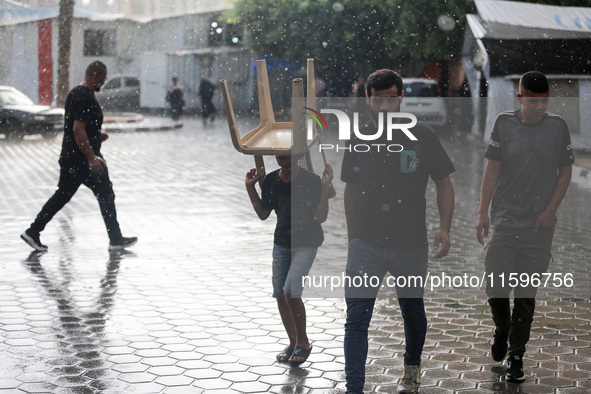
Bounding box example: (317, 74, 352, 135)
(344, 239, 428, 393)
(272, 244, 318, 298)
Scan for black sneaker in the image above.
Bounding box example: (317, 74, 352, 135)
(21, 230, 48, 252)
(108, 237, 138, 251)
(491, 328, 509, 362)
(506, 354, 525, 382)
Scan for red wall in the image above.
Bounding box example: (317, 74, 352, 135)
(38, 19, 52, 105)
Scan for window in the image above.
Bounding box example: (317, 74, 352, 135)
(104, 78, 121, 90)
(403, 83, 439, 97)
(0, 89, 34, 106)
(124, 77, 140, 87)
(226, 24, 242, 46)
(84, 30, 116, 56)
(208, 21, 242, 47)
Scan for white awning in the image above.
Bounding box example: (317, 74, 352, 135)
(475, 0, 591, 33)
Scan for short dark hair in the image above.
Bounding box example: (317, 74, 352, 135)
(366, 69, 403, 97)
(520, 71, 549, 94)
(85, 60, 107, 78)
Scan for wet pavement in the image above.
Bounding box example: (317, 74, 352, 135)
(1, 115, 591, 393)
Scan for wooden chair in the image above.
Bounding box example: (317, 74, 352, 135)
(221, 58, 335, 197)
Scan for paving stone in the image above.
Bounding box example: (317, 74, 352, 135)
(438, 378, 478, 390)
(118, 372, 157, 383)
(299, 377, 338, 389)
(0, 378, 23, 390)
(231, 381, 272, 392)
(559, 354, 591, 364)
(193, 378, 233, 390)
(461, 371, 494, 381)
(1, 118, 591, 393)
(154, 375, 194, 386)
(575, 363, 591, 372)
(446, 362, 481, 372)
(532, 368, 559, 378)
(268, 385, 310, 394)
(556, 388, 591, 394)
(422, 369, 461, 380)
(184, 368, 223, 380)
(559, 369, 591, 380)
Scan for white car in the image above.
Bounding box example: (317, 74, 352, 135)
(0, 86, 64, 141)
(95, 75, 141, 112)
(400, 78, 447, 127)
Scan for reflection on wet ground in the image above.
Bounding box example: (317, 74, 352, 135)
(0, 116, 590, 392)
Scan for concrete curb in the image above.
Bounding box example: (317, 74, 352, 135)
(103, 113, 182, 133)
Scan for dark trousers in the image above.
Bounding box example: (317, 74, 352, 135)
(201, 100, 215, 118)
(171, 106, 182, 121)
(29, 160, 123, 242)
(485, 225, 554, 356)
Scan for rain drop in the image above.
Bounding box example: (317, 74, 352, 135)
(332, 2, 344, 12)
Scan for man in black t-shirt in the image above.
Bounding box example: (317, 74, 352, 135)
(197, 78, 216, 124)
(21, 61, 137, 252)
(341, 69, 455, 394)
(476, 71, 574, 383)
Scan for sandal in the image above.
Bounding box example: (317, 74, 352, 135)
(276, 346, 294, 362)
(289, 345, 313, 365)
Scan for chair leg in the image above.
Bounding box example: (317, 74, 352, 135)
(257, 60, 275, 126)
(307, 58, 316, 108)
(254, 155, 266, 186)
(221, 80, 243, 154)
(317, 136, 337, 199)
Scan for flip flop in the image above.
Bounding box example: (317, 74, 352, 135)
(276, 346, 294, 362)
(289, 345, 313, 365)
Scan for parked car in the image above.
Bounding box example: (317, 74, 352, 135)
(95, 75, 141, 112)
(400, 78, 447, 127)
(0, 86, 64, 141)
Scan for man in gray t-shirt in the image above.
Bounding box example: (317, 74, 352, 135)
(476, 71, 574, 384)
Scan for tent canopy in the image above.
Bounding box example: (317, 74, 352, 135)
(464, 0, 591, 77)
(475, 0, 591, 39)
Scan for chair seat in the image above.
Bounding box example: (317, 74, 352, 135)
(240, 122, 293, 155)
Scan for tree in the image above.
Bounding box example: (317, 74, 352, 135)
(230, 0, 584, 94)
(57, 0, 75, 108)
(229, 0, 474, 76)
(389, 0, 472, 64)
(230, 0, 585, 66)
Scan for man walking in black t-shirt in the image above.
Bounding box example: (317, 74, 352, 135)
(198, 78, 216, 124)
(476, 71, 574, 383)
(341, 69, 455, 393)
(21, 61, 137, 252)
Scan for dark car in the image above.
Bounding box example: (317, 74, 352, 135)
(95, 75, 141, 112)
(0, 86, 64, 141)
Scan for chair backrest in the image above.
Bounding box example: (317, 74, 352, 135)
(220, 80, 243, 153)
